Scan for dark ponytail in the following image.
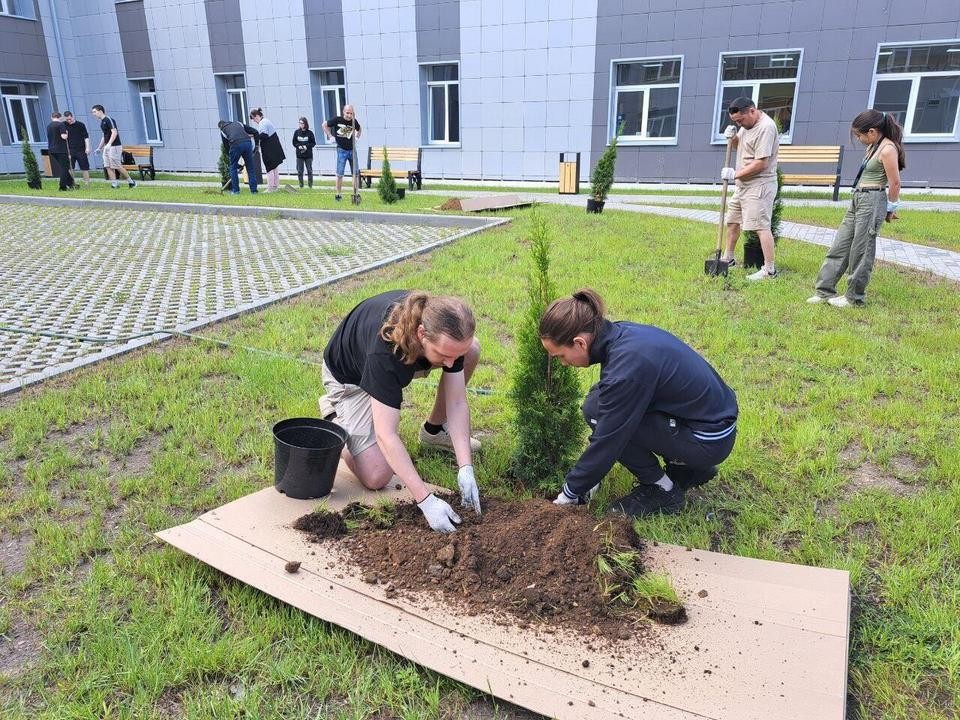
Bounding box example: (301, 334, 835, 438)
(538, 288, 606, 346)
(852, 109, 906, 170)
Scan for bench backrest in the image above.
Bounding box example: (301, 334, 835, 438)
(366, 146, 421, 167)
(124, 145, 153, 161)
(778, 146, 842, 164)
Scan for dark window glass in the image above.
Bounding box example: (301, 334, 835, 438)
(647, 87, 679, 137)
(757, 81, 795, 133)
(722, 52, 800, 81)
(877, 44, 960, 74)
(911, 75, 960, 134)
(873, 79, 912, 127)
(448, 83, 459, 142)
(616, 59, 681, 86)
(615, 90, 644, 136)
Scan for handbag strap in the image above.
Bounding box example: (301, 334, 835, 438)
(851, 142, 883, 189)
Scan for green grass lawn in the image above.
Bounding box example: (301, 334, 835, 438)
(779, 207, 960, 253)
(2, 205, 959, 719)
(667, 201, 960, 253)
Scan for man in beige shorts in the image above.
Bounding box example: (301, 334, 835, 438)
(91, 104, 137, 189)
(720, 96, 778, 280)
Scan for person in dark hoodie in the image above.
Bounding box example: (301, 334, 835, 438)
(218, 118, 259, 194)
(540, 289, 738, 518)
(250, 108, 285, 192)
(292, 116, 317, 189)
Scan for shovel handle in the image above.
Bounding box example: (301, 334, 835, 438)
(716, 138, 734, 254)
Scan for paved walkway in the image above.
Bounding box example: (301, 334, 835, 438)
(423, 190, 960, 283)
(0, 202, 498, 393)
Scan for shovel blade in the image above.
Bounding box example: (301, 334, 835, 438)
(704, 258, 729, 277)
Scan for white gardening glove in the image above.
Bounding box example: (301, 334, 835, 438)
(417, 493, 461, 533)
(553, 482, 595, 506)
(457, 465, 481, 515)
(720, 167, 736, 182)
(723, 125, 738, 139)
(886, 200, 901, 213)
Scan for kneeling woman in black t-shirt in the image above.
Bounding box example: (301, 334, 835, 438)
(320, 290, 482, 533)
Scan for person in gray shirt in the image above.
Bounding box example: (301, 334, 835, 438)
(218, 119, 259, 194)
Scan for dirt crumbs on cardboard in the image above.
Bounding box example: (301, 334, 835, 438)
(294, 497, 686, 641)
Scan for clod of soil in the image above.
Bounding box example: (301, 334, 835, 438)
(284, 561, 301, 573)
(292, 510, 347, 539)
(440, 198, 462, 211)
(294, 497, 686, 641)
(646, 598, 688, 625)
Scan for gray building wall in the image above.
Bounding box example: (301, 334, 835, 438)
(591, 0, 960, 186)
(1, 0, 959, 184)
(116, 0, 154, 78)
(304, 0, 345, 68)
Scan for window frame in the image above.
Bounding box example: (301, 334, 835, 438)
(712, 48, 804, 145)
(422, 61, 460, 146)
(608, 55, 684, 146)
(311, 67, 347, 145)
(1, 85, 42, 144)
(0, 0, 36, 20)
(131, 77, 162, 144)
(868, 39, 960, 143)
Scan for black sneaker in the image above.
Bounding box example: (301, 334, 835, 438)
(725, 257, 737, 268)
(665, 463, 717, 492)
(608, 483, 685, 518)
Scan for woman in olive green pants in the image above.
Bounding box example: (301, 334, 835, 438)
(808, 110, 905, 307)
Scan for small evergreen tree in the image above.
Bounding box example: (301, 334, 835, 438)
(509, 212, 583, 494)
(218, 143, 230, 187)
(377, 147, 399, 203)
(590, 124, 623, 202)
(22, 131, 41, 190)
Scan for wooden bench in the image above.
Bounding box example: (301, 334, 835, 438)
(359, 146, 422, 190)
(102, 144, 156, 181)
(778, 145, 844, 201)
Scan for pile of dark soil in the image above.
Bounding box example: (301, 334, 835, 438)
(439, 198, 462, 211)
(293, 497, 686, 642)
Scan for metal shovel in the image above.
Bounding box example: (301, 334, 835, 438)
(705, 137, 734, 276)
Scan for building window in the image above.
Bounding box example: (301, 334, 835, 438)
(134, 78, 162, 143)
(0, 0, 36, 19)
(311, 68, 347, 144)
(1, 83, 42, 144)
(423, 63, 459, 144)
(611, 57, 682, 144)
(715, 50, 801, 142)
(216, 74, 247, 123)
(871, 41, 960, 141)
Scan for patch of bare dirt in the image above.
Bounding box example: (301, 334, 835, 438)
(120, 433, 165, 475)
(441, 697, 545, 719)
(847, 462, 921, 498)
(295, 498, 686, 643)
(0, 532, 30, 576)
(0, 611, 42, 679)
(154, 686, 184, 718)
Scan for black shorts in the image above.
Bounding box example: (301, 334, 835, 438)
(69, 153, 90, 171)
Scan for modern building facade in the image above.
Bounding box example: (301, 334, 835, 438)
(2, 0, 959, 185)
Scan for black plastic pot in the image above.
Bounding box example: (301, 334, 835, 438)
(273, 417, 348, 499)
(397, 188, 406, 199)
(743, 243, 764, 269)
(586, 198, 605, 213)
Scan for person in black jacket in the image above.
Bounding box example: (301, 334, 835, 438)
(540, 289, 739, 518)
(292, 117, 317, 188)
(218, 119, 259, 194)
(45, 111, 74, 191)
(250, 108, 285, 192)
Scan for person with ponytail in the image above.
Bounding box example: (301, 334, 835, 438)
(320, 290, 482, 532)
(539, 289, 738, 518)
(808, 110, 905, 307)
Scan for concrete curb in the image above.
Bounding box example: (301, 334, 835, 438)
(0, 194, 503, 229)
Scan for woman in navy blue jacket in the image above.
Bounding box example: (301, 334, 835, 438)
(540, 289, 738, 517)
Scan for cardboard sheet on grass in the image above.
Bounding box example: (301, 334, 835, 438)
(158, 467, 850, 720)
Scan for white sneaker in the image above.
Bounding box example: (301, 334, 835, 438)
(747, 267, 778, 281)
(419, 423, 481, 453)
(828, 296, 851, 308)
(806, 295, 825, 304)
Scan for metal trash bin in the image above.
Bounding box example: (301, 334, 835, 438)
(558, 152, 580, 195)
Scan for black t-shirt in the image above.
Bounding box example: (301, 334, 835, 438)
(46, 121, 67, 154)
(100, 116, 121, 146)
(326, 115, 360, 151)
(323, 290, 465, 410)
(65, 120, 89, 152)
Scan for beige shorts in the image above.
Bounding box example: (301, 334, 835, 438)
(725, 181, 776, 232)
(319, 362, 378, 457)
(102, 145, 123, 170)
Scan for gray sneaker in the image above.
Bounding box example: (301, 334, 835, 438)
(419, 423, 481, 453)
